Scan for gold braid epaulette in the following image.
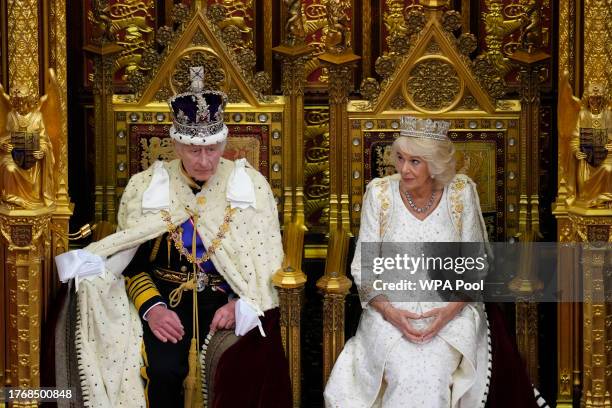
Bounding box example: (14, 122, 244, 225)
(160, 205, 237, 265)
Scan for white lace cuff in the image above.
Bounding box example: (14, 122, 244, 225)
(55, 249, 106, 291)
(234, 298, 265, 337)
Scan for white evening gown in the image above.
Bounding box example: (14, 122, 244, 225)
(324, 174, 490, 408)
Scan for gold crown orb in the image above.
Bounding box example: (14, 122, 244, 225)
(399, 117, 451, 141)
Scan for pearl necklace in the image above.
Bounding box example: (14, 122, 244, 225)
(403, 189, 436, 213)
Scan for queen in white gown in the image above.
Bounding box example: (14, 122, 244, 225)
(324, 117, 491, 408)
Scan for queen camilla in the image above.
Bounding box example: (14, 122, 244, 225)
(324, 117, 500, 407)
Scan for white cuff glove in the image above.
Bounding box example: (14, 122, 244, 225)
(234, 298, 265, 337)
(55, 249, 105, 291)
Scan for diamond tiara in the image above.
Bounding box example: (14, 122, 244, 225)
(399, 117, 451, 141)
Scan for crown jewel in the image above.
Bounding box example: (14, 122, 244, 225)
(399, 117, 451, 141)
(168, 67, 228, 145)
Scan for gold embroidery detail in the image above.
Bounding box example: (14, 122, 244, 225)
(160, 206, 237, 265)
(149, 235, 163, 262)
(373, 178, 391, 238)
(449, 177, 467, 233)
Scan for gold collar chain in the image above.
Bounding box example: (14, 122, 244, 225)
(160, 205, 237, 265)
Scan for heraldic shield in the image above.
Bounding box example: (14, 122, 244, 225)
(579, 127, 608, 167)
(10, 131, 39, 170)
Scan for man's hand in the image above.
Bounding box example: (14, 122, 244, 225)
(210, 299, 237, 334)
(32, 150, 44, 159)
(147, 305, 184, 343)
(575, 151, 587, 160)
(420, 302, 466, 343)
(0, 141, 13, 153)
(605, 143, 612, 152)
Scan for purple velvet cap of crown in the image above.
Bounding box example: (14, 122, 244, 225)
(168, 90, 228, 145)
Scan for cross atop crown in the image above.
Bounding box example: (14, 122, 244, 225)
(190, 66, 205, 92)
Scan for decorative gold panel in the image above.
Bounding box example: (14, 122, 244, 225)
(358, 14, 496, 114)
(7, 0, 39, 102)
(584, 0, 612, 91)
(404, 57, 463, 112)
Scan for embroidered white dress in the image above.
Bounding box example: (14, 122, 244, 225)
(324, 174, 490, 408)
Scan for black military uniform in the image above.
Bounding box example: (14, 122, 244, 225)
(122, 180, 233, 408)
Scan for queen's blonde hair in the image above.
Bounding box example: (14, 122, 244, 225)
(391, 136, 456, 188)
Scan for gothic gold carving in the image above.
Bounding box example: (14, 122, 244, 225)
(318, 228, 351, 383)
(384, 1, 410, 47)
(273, 220, 307, 408)
(375, 55, 397, 79)
(584, 0, 612, 91)
(156, 25, 176, 47)
(7, 0, 40, 104)
(517, 0, 543, 53)
(359, 78, 381, 102)
(49, 0, 71, 211)
(320, 50, 359, 232)
(558, 0, 575, 87)
(208, 1, 254, 55)
(284, 0, 306, 46)
(171, 2, 191, 24)
(0, 70, 62, 209)
(405, 58, 462, 112)
(405, 9, 426, 34)
(457, 33, 477, 56)
(369, 9, 502, 111)
(324, 0, 352, 54)
(425, 40, 441, 55)
(301, 2, 328, 84)
(88, 0, 115, 44)
(389, 92, 408, 110)
(515, 301, 539, 385)
(191, 31, 208, 47)
(10, 225, 32, 247)
(389, 33, 412, 55)
(558, 72, 612, 208)
(0, 213, 52, 251)
(171, 50, 227, 94)
(107, 0, 155, 80)
(441, 10, 462, 32)
(457, 92, 479, 110)
(0, 211, 51, 394)
(481, 1, 524, 76)
(140, 137, 174, 169)
(304, 107, 330, 229)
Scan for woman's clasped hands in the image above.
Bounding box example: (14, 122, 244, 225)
(374, 299, 465, 343)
